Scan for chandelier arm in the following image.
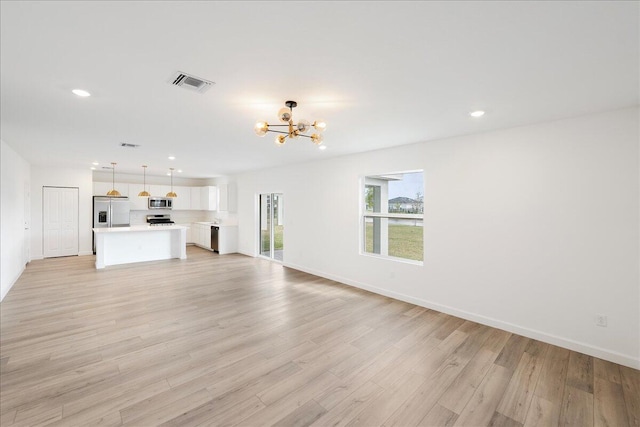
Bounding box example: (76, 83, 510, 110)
(267, 124, 290, 127)
(268, 130, 291, 135)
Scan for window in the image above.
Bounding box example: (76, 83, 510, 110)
(362, 171, 424, 263)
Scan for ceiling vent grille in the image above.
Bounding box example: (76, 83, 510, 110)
(120, 143, 140, 148)
(169, 71, 215, 94)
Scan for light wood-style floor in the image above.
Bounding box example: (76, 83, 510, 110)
(1, 246, 638, 426)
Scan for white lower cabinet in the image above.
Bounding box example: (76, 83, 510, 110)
(191, 223, 237, 254)
(191, 223, 210, 248)
(199, 224, 210, 248)
(216, 226, 238, 255)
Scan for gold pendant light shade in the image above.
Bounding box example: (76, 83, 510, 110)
(138, 165, 150, 197)
(166, 168, 177, 198)
(107, 162, 121, 196)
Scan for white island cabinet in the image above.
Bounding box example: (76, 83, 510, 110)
(93, 225, 187, 269)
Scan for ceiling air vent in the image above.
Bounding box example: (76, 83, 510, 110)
(169, 71, 215, 94)
(120, 143, 140, 148)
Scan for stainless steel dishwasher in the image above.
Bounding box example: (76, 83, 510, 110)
(211, 226, 219, 253)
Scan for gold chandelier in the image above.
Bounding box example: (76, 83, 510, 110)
(254, 101, 326, 146)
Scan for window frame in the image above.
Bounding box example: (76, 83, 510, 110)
(360, 170, 424, 265)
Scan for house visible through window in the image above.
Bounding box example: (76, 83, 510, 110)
(363, 171, 424, 263)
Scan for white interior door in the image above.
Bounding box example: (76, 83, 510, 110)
(43, 186, 79, 258)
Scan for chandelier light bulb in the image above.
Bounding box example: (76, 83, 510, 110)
(313, 120, 327, 132)
(297, 119, 310, 133)
(278, 107, 292, 123)
(275, 135, 287, 146)
(311, 133, 324, 145)
(254, 121, 269, 137)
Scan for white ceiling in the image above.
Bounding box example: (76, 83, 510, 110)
(1, 1, 638, 178)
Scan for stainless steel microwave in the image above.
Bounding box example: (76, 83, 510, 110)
(148, 197, 173, 210)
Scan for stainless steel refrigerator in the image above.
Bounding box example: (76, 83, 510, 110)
(93, 196, 130, 253)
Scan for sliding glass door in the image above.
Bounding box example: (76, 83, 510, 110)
(259, 193, 284, 261)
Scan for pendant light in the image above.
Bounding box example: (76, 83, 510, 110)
(166, 168, 177, 198)
(106, 162, 121, 196)
(138, 165, 150, 197)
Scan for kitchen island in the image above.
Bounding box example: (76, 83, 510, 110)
(93, 225, 187, 269)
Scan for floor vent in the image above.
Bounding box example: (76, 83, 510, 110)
(169, 71, 215, 94)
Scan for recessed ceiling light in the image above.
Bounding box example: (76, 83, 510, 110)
(92, 161, 99, 165)
(177, 169, 182, 173)
(168, 156, 175, 160)
(167, 172, 171, 176)
(90, 167, 96, 170)
(470, 110, 485, 117)
(72, 89, 91, 97)
(319, 146, 327, 151)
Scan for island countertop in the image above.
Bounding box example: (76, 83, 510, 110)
(93, 225, 187, 233)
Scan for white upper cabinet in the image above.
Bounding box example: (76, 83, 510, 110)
(171, 186, 191, 210)
(149, 185, 171, 198)
(190, 187, 202, 210)
(92, 183, 229, 211)
(128, 183, 150, 210)
(218, 184, 228, 211)
(93, 182, 111, 196)
(93, 182, 129, 197)
(214, 183, 236, 212)
(201, 186, 218, 211)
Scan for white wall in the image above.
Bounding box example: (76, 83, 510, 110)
(234, 107, 640, 368)
(0, 140, 31, 301)
(30, 167, 94, 259)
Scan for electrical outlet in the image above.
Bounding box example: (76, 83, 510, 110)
(595, 314, 608, 327)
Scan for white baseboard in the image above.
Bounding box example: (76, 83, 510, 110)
(0, 264, 26, 302)
(283, 261, 640, 370)
(31, 251, 93, 260)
